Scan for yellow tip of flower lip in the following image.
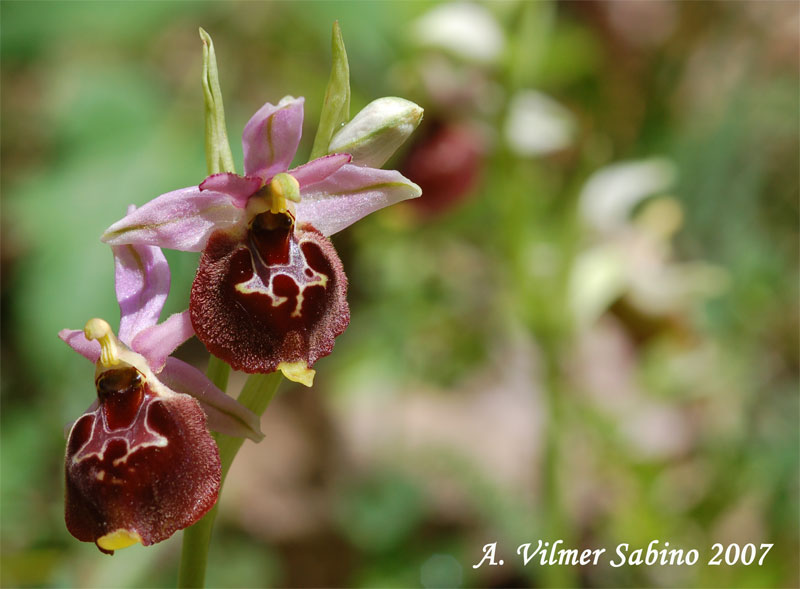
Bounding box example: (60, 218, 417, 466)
(96, 529, 142, 551)
(84, 318, 120, 368)
(278, 361, 315, 387)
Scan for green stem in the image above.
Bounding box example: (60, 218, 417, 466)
(178, 27, 270, 589)
(215, 372, 283, 482)
(205, 355, 230, 392)
(538, 341, 575, 588)
(178, 371, 283, 588)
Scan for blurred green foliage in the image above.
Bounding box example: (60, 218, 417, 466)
(1, 1, 797, 588)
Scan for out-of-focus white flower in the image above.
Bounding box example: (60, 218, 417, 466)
(570, 211, 728, 326)
(415, 54, 505, 115)
(569, 245, 627, 328)
(412, 2, 505, 65)
(579, 158, 676, 234)
(570, 158, 728, 327)
(504, 89, 576, 157)
(626, 257, 729, 317)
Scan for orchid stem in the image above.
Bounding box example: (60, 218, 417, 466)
(179, 27, 285, 586)
(178, 370, 283, 588)
(205, 354, 230, 392)
(179, 27, 277, 588)
(538, 340, 575, 588)
(215, 372, 283, 481)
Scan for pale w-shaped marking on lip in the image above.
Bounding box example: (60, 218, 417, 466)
(234, 235, 329, 318)
(70, 396, 169, 477)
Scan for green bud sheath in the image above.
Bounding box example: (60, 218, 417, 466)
(329, 97, 423, 168)
(200, 27, 236, 175)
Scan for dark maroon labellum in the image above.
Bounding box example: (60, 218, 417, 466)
(65, 365, 220, 554)
(190, 213, 350, 374)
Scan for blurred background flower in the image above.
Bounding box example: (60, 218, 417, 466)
(1, 1, 797, 588)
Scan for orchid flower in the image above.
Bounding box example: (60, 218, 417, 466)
(59, 225, 262, 554)
(101, 96, 422, 385)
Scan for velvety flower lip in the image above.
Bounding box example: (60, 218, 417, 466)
(60, 221, 263, 554)
(99, 97, 422, 383)
(65, 345, 221, 554)
(189, 218, 350, 379)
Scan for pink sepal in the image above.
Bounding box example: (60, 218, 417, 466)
(158, 357, 264, 442)
(59, 329, 100, 363)
(102, 185, 244, 252)
(114, 241, 170, 346)
(242, 96, 305, 180)
(296, 164, 422, 236)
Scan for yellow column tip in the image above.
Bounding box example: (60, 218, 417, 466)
(84, 318, 120, 367)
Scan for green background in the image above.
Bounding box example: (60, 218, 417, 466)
(1, 1, 797, 587)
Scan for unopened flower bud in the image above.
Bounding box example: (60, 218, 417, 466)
(329, 97, 423, 168)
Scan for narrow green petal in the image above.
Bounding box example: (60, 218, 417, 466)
(310, 21, 351, 160)
(200, 27, 236, 175)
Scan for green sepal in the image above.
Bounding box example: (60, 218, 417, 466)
(310, 21, 351, 160)
(200, 27, 236, 175)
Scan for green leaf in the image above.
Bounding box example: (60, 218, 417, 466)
(310, 21, 351, 159)
(200, 27, 236, 175)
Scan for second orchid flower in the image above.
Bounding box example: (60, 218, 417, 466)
(60, 229, 262, 553)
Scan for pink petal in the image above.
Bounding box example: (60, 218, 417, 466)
(102, 186, 245, 252)
(158, 357, 264, 442)
(199, 173, 262, 208)
(59, 329, 100, 363)
(131, 310, 194, 372)
(114, 241, 170, 346)
(242, 96, 304, 179)
(290, 153, 351, 188)
(296, 164, 422, 236)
